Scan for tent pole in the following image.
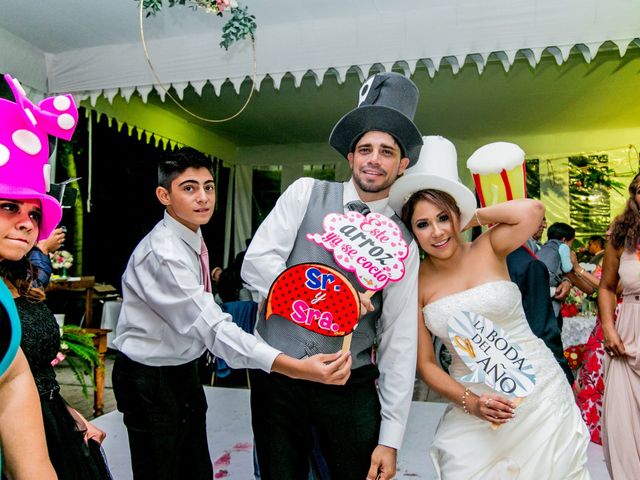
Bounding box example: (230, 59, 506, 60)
(223, 166, 235, 268)
(87, 111, 93, 213)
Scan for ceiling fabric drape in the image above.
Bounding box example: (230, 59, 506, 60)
(30, 0, 639, 101)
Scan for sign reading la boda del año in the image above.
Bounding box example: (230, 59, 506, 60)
(448, 311, 537, 397)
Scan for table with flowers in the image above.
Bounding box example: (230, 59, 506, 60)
(562, 314, 597, 349)
(560, 283, 599, 375)
(561, 286, 598, 349)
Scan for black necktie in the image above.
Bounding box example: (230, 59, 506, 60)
(345, 200, 371, 216)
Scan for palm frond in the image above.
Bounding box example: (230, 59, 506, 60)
(59, 325, 101, 399)
(64, 356, 95, 398)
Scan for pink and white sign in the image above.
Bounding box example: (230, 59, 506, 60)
(306, 211, 408, 291)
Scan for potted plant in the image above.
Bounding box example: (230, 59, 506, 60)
(54, 325, 101, 398)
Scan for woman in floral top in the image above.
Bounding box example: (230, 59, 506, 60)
(572, 262, 608, 444)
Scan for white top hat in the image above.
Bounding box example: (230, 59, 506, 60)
(388, 135, 477, 230)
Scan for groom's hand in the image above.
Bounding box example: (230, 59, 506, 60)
(358, 292, 375, 316)
(367, 444, 396, 480)
(272, 351, 352, 385)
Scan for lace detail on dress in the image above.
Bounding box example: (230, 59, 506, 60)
(15, 297, 61, 396)
(423, 281, 573, 419)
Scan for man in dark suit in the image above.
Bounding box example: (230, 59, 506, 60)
(507, 245, 574, 385)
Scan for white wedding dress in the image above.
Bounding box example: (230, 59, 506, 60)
(423, 281, 591, 479)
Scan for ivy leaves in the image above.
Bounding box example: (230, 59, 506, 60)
(569, 155, 625, 195)
(220, 6, 256, 50)
(139, 0, 256, 50)
(142, 0, 186, 17)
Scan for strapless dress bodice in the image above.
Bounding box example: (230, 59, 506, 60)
(424, 281, 529, 339)
(423, 280, 572, 416)
(423, 281, 591, 479)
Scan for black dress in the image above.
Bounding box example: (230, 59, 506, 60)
(14, 297, 111, 480)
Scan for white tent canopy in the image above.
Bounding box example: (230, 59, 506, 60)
(2, 0, 639, 99)
(2, 0, 640, 257)
(3, 0, 639, 160)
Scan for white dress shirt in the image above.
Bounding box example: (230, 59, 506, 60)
(114, 211, 280, 371)
(241, 178, 419, 450)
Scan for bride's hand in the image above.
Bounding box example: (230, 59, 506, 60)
(471, 394, 515, 424)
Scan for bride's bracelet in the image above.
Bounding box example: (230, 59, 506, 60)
(474, 209, 482, 226)
(461, 387, 471, 414)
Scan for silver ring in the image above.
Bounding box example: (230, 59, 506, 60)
(485, 399, 491, 407)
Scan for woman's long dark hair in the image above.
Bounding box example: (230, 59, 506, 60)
(609, 173, 640, 252)
(0, 257, 45, 302)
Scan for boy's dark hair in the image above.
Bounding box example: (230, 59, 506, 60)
(158, 147, 214, 191)
(547, 222, 575, 241)
(589, 235, 605, 249)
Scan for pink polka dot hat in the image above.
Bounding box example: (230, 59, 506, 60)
(0, 74, 78, 239)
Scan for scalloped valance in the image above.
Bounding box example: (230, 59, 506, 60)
(75, 36, 640, 107)
(2, 0, 639, 104)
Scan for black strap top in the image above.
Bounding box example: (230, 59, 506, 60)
(15, 297, 60, 396)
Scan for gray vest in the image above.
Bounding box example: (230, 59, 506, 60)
(537, 239, 563, 287)
(256, 180, 412, 369)
(537, 239, 564, 316)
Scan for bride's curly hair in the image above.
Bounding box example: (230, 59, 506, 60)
(0, 257, 45, 302)
(609, 172, 640, 252)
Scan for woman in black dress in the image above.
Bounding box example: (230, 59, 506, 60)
(2, 259, 112, 480)
(0, 208, 57, 479)
(0, 72, 110, 480)
(0, 72, 63, 478)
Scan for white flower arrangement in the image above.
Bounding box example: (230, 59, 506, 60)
(50, 250, 74, 270)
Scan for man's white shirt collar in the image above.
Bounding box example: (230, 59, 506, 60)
(343, 178, 395, 217)
(163, 210, 202, 253)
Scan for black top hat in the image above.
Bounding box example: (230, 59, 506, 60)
(329, 72, 423, 167)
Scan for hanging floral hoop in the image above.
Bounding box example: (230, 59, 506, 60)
(138, 0, 257, 123)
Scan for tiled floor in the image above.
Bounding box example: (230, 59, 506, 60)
(94, 387, 609, 480)
(57, 352, 117, 420)
(65, 354, 608, 479)
(58, 352, 444, 420)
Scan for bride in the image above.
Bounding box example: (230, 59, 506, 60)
(389, 136, 590, 479)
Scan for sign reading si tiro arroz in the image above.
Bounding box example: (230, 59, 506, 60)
(306, 211, 408, 291)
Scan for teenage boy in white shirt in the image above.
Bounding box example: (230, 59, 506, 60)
(112, 148, 352, 480)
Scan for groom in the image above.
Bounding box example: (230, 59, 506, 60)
(242, 72, 423, 480)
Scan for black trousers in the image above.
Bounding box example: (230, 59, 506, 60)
(112, 353, 212, 480)
(250, 364, 381, 480)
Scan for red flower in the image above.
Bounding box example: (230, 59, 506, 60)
(561, 303, 579, 318)
(564, 345, 586, 369)
(585, 351, 602, 372)
(584, 406, 599, 424)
